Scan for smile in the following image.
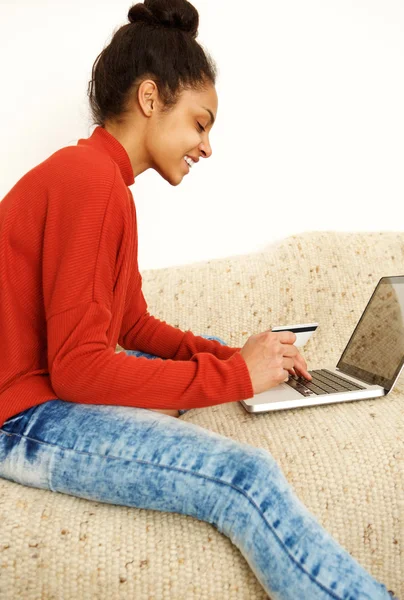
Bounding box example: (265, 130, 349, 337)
(184, 155, 195, 168)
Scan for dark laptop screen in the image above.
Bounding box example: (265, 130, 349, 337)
(337, 276, 404, 391)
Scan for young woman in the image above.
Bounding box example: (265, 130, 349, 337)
(0, 1, 396, 598)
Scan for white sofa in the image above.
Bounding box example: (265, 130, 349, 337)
(0, 231, 402, 599)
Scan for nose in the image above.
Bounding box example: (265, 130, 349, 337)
(199, 140, 213, 159)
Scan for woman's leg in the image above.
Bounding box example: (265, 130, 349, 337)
(0, 398, 393, 599)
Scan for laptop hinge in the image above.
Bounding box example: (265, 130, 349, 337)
(334, 366, 377, 389)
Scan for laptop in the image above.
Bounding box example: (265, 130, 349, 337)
(240, 275, 404, 413)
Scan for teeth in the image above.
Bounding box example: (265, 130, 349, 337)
(184, 156, 195, 167)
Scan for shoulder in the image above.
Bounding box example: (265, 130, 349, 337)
(38, 144, 117, 189)
(33, 144, 129, 215)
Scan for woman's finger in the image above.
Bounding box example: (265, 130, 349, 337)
(293, 353, 312, 380)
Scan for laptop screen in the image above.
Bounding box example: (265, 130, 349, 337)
(337, 276, 404, 391)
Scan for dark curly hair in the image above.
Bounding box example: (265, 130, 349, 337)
(87, 0, 218, 128)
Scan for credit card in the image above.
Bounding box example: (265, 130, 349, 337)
(271, 323, 318, 347)
(271, 323, 318, 333)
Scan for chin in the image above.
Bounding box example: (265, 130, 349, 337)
(155, 166, 183, 186)
(166, 172, 184, 187)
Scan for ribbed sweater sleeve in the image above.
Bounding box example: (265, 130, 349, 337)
(118, 284, 242, 361)
(44, 162, 253, 411)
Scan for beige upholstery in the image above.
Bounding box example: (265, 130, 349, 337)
(0, 231, 403, 599)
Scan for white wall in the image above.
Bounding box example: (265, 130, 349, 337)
(1, 0, 403, 271)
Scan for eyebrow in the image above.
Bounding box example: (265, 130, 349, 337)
(203, 107, 215, 127)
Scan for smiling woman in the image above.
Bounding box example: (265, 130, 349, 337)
(0, 1, 397, 599)
(87, 0, 218, 186)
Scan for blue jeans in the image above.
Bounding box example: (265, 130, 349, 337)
(0, 335, 395, 600)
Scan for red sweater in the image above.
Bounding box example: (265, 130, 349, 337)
(0, 126, 253, 426)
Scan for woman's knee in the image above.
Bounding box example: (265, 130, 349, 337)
(200, 334, 228, 345)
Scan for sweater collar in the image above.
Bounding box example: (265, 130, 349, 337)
(77, 126, 135, 186)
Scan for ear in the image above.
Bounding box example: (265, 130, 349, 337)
(138, 79, 159, 118)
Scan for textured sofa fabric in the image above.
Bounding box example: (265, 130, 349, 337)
(0, 231, 403, 599)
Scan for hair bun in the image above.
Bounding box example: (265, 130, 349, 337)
(128, 0, 199, 38)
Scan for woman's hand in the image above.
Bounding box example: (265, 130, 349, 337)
(288, 348, 312, 380)
(240, 331, 312, 395)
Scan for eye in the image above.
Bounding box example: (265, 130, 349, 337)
(197, 122, 205, 133)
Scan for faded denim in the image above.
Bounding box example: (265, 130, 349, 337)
(0, 335, 396, 600)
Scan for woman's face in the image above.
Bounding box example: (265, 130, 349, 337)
(104, 80, 218, 185)
(144, 82, 218, 186)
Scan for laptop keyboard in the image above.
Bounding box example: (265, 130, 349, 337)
(285, 369, 366, 397)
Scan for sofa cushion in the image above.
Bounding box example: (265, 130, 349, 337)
(1, 231, 402, 599)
